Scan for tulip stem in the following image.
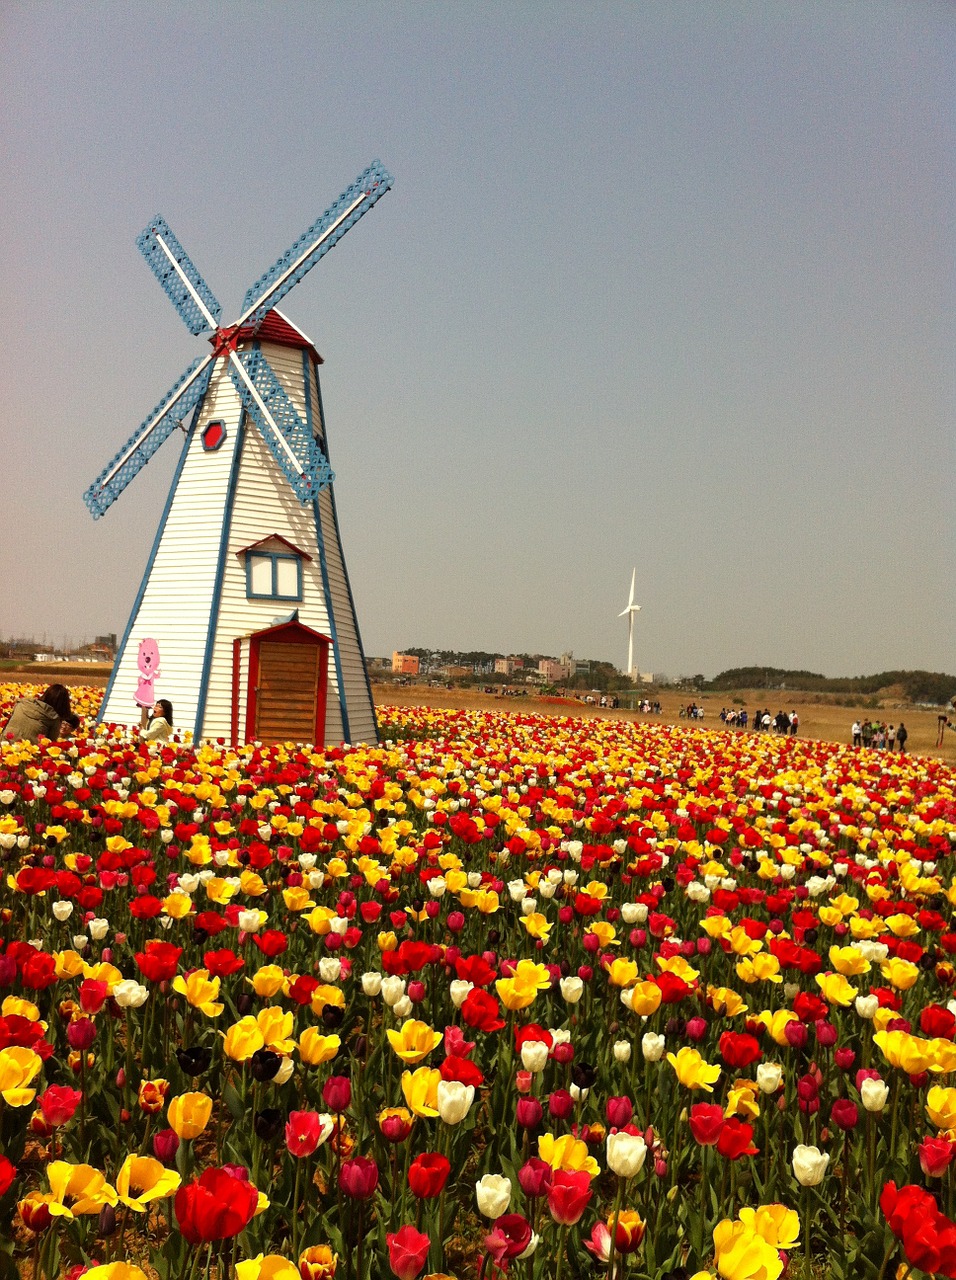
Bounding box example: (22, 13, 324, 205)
(803, 1187, 812, 1280)
(605, 1178, 625, 1280)
(554, 1224, 569, 1280)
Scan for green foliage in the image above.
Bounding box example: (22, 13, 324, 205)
(709, 666, 956, 704)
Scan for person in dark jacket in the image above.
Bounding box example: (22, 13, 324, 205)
(896, 723, 908, 754)
(2, 685, 80, 743)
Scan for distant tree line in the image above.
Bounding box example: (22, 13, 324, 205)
(708, 667, 956, 704)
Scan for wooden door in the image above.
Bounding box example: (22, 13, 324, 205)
(255, 641, 321, 744)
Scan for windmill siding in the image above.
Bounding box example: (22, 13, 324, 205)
(99, 332, 377, 748)
(100, 364, 245, 736)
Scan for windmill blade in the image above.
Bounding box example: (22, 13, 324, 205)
(238, 160, 393, 327)
(137, 217, 222, 335)
(83, 356, 214, 519)
(228, 348, 334, 503)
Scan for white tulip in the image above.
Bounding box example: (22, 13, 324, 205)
(613, 1040, 632, 1063)
(606, 1131, 647, 1178)
(756, 1063, 784, 1094)
(361, 972, 383, 997)
(475, 1174, 512, 1218)
(855, 995, 879, 1020)
(88, 918, 109, 940)
(72, 935, 89, 951)
(520, 1042, 550, 1073)
(52, 901, 73, 922)
(112, 980, 149, 1009)
(437, 1080, 475, 1124)
(238, 909, 262, 932)
(273, 1057, 296, 1086)
(318, 959, 342, 982)
(641, 1033, 665, 1062)
(380, 977, 407, 1007)
(449, 980, 474, 1008)
(792, 1144, 829, 1186)
(860, 1078, 889, 1112)
(391, 995, 413, 1019)
(560, 977, 584, 1004)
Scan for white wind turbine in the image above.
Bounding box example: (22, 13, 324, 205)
(619, 568, 641, 680)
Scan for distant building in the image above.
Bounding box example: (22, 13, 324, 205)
(494, 656, 524, 675)
(538, 658, 571, 683)
(392, 653, 420, 676)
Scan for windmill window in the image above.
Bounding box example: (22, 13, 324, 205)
(246, 552, 303, 602)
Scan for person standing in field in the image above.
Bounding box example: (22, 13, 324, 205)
(887, 725, 896, 750)
(789, 711, 799, 736)
(938, 712, 949, 748)
(897, 722, 908, 753)
(851, 720, 862, 747)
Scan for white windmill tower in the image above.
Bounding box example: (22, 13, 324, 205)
(84, 162, 393, 747)
(618, 569, 641, 681)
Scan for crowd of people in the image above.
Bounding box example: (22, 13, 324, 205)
(850, 719, 908, 751)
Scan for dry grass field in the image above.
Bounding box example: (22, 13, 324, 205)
(6, 662, 953, 761)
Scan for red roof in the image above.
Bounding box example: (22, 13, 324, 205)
(235, 309, 323, 364)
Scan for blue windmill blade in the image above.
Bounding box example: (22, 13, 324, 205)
(227, 348, 334, 503)
(83, 356, 214, 519)
(237, 160, 393, 327)
(137, 217, 223, 336)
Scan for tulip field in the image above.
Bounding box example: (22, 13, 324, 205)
(3, 682, 956, 1280)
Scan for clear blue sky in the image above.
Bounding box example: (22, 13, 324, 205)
(1, 1, 953, 679)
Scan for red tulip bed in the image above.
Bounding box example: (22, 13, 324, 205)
(2, 682, 956, 1280)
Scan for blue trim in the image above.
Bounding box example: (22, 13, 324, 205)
(194, 413, 246, 739)
(97, 406, 199, 723)
(302, 349, 350, 742)
(245, 551, 302, 601)
(311, 356, 379, 743)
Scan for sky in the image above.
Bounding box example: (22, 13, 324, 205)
(1, 1, 953, 680)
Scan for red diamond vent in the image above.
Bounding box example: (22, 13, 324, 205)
(202, 420, 226, 452)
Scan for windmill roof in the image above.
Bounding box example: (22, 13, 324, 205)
(236, 308, 324, 363)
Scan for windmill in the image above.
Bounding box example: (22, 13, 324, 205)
(618, 568, 641, 681)
(85, 161, 393, 746)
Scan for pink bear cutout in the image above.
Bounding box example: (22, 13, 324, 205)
(134, 637, 161, 708)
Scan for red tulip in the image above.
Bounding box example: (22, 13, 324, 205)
(0, 1155, 15, 1196)
(38, 1085, 82, 1127)
(408, 1152, 450, 1199)
(919, 1135, 956, 1179)
(688, 1103, 725, 1146)
(285, 1111, 325, 1159)
(174, 1166, 259, 1243)
(484, 1213, 532, 1264)
(339, 1156, 379, 1199)
(547, 1169, 592, 1225)
(715, 1117, 757, 1160)
(322, 1076, 351, 1112)
(386, 1224, 431, 1280)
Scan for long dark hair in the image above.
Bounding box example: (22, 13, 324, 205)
(40, 684, 79, 727)
(150, 699, 173, 726)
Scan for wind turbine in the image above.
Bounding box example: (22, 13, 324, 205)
(619, 569, 641, 680)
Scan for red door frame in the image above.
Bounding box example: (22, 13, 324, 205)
(232, 620, 331, 747)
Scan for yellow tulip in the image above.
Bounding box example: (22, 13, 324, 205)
(606, 958, 639, 988)
(235, 1257, 299, 1280)
(880, 958, 920, 991)
(815, 972, 857, 1007)
(386, 1019, 443, 1064)
(167, 1092, 213, 1140)
(47, 1161, 118, 1218)
(400, 1067, 441, 1117)
(927, 1086, 956, 1130)
(257, 1007, 296, 1055)
(223, 1017, 265, 1063)
(171, 969, 224, 1018)
(666, 1047, 721, 1093)
(738, 1203, 799, 1249)
(537, 1132, 601, 1178)
(713, 1218, 783, 1280)
(250, 965, 286, 998)
(627, 981, 663, 1017)
(0, 1047, 42, 1106)
(298, 1029, 341, 1066)
(115, 1155, 181, 1211)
